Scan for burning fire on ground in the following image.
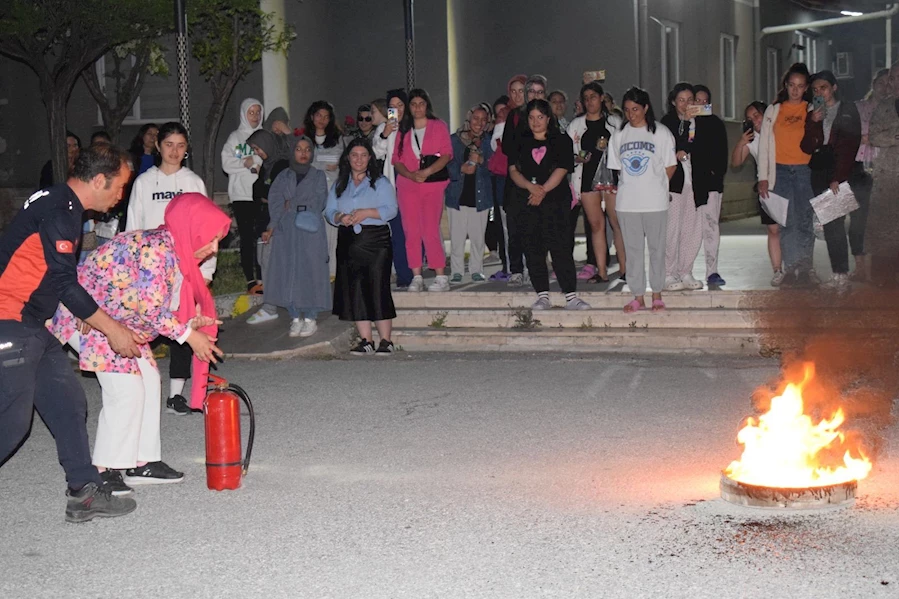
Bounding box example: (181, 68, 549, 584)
(725, 362, 873, 489)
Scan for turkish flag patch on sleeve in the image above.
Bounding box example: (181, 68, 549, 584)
(55, 240, 75, 254)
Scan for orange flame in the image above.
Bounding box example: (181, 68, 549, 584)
(725, 363, 872, 488)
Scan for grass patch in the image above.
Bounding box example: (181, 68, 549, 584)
(211, 250, 246, 296)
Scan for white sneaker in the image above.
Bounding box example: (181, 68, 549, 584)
(565, 297, 591, 310)
(531, 296, 552, 310)
(299, 318, 317, 337)
(823, 273, 851, 294)
(288, 318, 303, 338)
(680, 273, 703, 290)
(771, 269, 786, 287)
(408, 275, 425, 292)
(247, 309, 278, 325)
(507, 273, 524, 286)
(428, 275, 450, 292)
(664, 276, 685, 292)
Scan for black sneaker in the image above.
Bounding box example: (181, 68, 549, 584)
(166, 394, 191, 415)
(65, 482, 137, 523)
(124, 461, 184, 485)
(375, 340, 395, 355)
(349, 339, 375, 355)
(100, 469, 133, 496)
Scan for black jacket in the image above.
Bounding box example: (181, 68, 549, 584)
(660, 112, 728, 207)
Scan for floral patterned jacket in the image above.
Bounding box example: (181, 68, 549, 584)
(48, 229, 190, 374)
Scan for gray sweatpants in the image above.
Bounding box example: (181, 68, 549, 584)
(618, 210, 668, 296)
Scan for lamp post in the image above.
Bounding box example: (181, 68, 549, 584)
(403, 0, 416, 90)
(174, 0, 192, 167)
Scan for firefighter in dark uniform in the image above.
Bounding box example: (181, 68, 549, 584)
(0, 144, 145, 523)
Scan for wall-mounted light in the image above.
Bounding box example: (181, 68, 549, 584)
(840, 11, 864, 17)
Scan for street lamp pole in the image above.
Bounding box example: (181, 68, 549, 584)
(174, 0, 193, 167)
(403, 0, 416, 90)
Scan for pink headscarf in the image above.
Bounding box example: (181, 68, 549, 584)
(162, 193, 232, 409)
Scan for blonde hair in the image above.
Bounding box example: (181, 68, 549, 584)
(370, 98, 388, 118)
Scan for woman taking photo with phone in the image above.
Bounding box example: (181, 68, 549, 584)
(508, 99, 589, 311)
(758, 63, 816, 288)
(608, 87, 678, 313)
(392, 88, 453, 292)
(568, 81, 623, 284)
(327, 139, 399, 354)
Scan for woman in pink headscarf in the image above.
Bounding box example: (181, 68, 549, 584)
(50, 193, 230, 494)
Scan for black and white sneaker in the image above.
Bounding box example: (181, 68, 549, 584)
(375, 340, 395, 355)
(349, 339, 375, 355)
(166, 394, 191, 415)
(124, 461, 185, 485)
(100, 469, 133, 496)
(66, 482, 137, 523)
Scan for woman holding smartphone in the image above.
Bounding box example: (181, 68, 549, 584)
(392, 89, 453, 293)
(758, 63, 816, 288)
(568, 81, 623, 284)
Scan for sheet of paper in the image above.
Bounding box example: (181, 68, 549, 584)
(760, 191, 789, 227)
(810, 181, 859, 225)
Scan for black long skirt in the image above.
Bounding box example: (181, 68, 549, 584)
(332, 225, 397, 322)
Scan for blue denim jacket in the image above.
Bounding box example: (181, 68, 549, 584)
(445, 134, 494, 212)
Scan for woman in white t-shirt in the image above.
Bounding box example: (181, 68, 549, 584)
(303, 101, 345, 278)
(607, 87, 678, 313)
(125, 121, 210, 415)
(732, 101, 784, 285)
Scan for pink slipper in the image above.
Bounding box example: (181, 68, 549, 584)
(623, 299, 646, 313)
(651, 299, 666, 312)
(577, 264, 598, 280)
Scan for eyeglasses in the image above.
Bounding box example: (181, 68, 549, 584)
(357, 116, 373, 122)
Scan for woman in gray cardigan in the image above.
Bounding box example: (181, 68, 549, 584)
(250, 136, 331, 338)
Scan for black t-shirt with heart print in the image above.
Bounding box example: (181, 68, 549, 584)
(513, 132, 574, 201)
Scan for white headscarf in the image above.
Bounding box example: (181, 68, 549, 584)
(238, 97, 264, 136)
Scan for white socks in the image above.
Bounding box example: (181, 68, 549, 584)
(169, 378, 186, 399)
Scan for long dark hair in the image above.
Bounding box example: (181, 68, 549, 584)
(303, 100, 341, 148)
(775, 63, 812, 104)
(579, 81, 609, 118)
(335, 138, 380, 197)
(745, 101, 768, 118)
(128, 123, 158, 157)
(666, 82, 695, 116)
(398, 88, 438, 156)
(621, 87, 657, 133)
(522, 99, 561, 138)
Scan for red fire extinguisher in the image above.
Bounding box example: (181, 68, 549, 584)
(204, 374, 256, 491)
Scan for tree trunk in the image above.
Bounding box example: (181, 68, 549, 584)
(202, 77, 238, 195)
(46, 91, 70, 185)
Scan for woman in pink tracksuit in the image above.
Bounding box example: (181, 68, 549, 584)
(392, 88, 453, 292)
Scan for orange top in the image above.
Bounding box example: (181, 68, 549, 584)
(774, 101, 811, 165)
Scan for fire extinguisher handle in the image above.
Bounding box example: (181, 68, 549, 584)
(226, 383, 255, 475)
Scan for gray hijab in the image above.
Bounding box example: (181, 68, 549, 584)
(290, 136, 314, 179)
(246, 129, 279, 173)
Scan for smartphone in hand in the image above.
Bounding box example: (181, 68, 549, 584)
(812, 96, 826, 110)
(387, 107, 398, 125)
(697, 104, 713, 117)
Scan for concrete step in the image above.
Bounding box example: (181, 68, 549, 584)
(392, 327, 763, 355)
(392, 290, 753, 309)
(394, 307, 755, 330)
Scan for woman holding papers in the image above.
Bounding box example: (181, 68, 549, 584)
(800, 70, 861, 294)
(757, 63, 816, 288)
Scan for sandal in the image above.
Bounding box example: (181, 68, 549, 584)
(623, 299, 646, 313)
(489, 271, 510, 282)
(587, 274, 610, 284)
(651, 299, 666, 312)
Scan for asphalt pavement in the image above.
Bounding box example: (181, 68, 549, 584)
(1, 353, 897, 599)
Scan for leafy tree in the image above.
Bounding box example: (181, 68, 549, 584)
(82, 40, 170, 145)
(0, 0, 170, 183)
(189, 0, 294, 192)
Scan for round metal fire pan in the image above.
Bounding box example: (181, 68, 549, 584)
(720, 474, 857, 510)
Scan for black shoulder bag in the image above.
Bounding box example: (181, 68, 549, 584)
(415, 129, 449, 183)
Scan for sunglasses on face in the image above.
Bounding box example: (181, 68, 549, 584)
(357, 116, 373, 122)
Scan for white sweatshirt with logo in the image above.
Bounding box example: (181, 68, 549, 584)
(220, 97, 264, 203)
(125, 165, 217, 280)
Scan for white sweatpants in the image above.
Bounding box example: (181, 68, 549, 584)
(665, 187, 703, 279)
(700, 191, 722, 278)
(449, 206, 490, 276)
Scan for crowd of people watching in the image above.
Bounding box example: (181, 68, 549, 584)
(1, 60, 897, 521)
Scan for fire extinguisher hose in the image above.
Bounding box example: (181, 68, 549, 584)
(226, 383, 255, 475)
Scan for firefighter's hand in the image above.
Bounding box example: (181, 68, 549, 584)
(186, 330, 222, 363)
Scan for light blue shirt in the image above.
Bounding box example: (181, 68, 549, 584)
(325, 176, 398, 226)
